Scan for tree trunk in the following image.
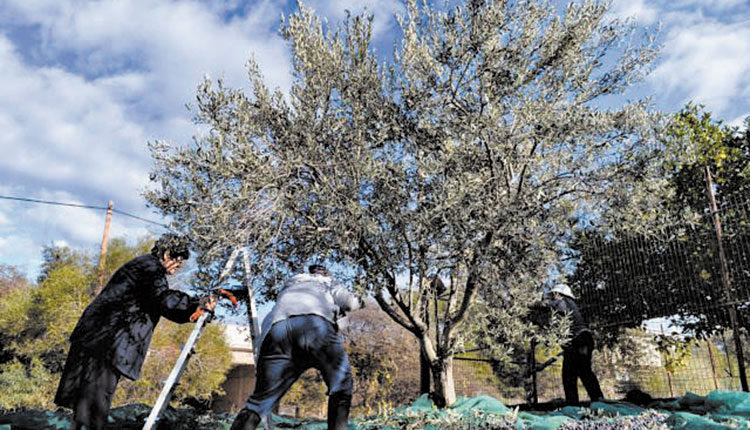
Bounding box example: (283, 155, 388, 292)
(430, 356, 457, 408)
(524, 340, 538, 405)
(420, 298, 432, 395)
(414, 317, 457, 408)
(666, 371, 674, 398)
(420, 345, 431, 395)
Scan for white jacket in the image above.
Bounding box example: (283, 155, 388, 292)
(258, 273, 361, 348)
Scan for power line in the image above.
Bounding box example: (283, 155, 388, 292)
(0, 194, 107, 210)
(112, 209, 170, 228)
(0, 194, 170, 228)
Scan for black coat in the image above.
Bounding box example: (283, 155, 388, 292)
(548, 296, 589, 339)
(69, 254, 199, 380)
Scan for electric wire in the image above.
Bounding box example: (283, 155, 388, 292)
(0, 194, 169, 228)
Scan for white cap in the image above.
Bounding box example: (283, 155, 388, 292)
(550, 284, 575, 299)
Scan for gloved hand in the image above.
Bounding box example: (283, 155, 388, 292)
(199, 295, 218, 312)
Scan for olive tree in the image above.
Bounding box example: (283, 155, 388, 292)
(146, 0, 662, 406)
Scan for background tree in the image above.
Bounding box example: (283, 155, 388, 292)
(281, 370, 329, 418)
(36, 244, 91, 284)
(0, 265, 28, 366)
(0, 237, 232, 410)
(569, 107, 750, 341)
(146, 0, 662, 406)
(0, 265, 27, 300)
(342, 302, 421, 415)
(665, 105, 750, 211)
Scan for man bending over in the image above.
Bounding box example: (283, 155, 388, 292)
(231, 264, 362, 430)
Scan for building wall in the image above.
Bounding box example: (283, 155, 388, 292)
(213, 364, 256, 413)
(213, 323, 257, 413)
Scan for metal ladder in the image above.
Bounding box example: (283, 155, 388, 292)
(143, 248, 272, 429)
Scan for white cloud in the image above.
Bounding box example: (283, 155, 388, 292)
(609, 0, 659, 25)
(649, 19, 750, 116)
(607, 1, 749, 121)
(0, 36, 152, 209)
(670, 0, 749, 12)
(2, 0, 292, 99)
(0, 1, 295, 197)
(0, 234, 41, 277)
(3, 188, 148, 246)
(1, 0, 748, 281)
(311, 0, 404, 46)
(727, 114, 749, 129)
(0, 0, 297, 278)
(0, 185, 156, 280)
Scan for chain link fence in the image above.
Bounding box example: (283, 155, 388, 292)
(448, 193, 750, 405)
(378, 193, 750, 407)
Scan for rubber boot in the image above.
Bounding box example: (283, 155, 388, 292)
(327, 392, 352, 430)
(230, 408, 261, 430)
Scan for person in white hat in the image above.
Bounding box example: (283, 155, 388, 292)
(548, 283, 603, 405)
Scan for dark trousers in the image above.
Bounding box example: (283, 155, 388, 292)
(244, 315, 353, 418)
(562, 331, 603, 405)
(55, 344, 120, 430)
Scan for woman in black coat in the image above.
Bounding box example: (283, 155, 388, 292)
(54, 234, 213, 430)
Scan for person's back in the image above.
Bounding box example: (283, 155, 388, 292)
(260, 271, 360, 346)
(547, 294, 588, 339)
(547, 284, 603, 405)
(232, 265, 362, 430)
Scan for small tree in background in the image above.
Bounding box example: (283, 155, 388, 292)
(0, 265, 29, 367)
(343, 303, 421, 415)
(282, 370, 329, 418)
(0, 238, 232, 410)
(0, 265, 27, 300)
(147, 0, 663, 406)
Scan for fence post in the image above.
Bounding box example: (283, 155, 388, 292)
(706, 339, 719, 390)
(705, 166, 748, 391)
(530, 339, 538, 405)
(660, 326, 675, 398)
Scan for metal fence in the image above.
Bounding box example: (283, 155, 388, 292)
(451, 192, 750, 405)
(423, 194, 750, 405)
(568, 194, 750, 399)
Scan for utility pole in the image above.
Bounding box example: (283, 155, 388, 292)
(705, 166, 748, 391)
(93, 201, 114, 297)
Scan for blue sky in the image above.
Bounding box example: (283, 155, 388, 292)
(0, 0, 748, 282)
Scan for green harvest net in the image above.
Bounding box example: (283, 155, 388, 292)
(3, 390, 750, 429)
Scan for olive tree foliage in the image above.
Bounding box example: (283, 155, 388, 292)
(146, 0, 663, 406)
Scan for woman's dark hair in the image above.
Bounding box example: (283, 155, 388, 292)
(308, 264, 329, 275)
(151, 234, 190, 260)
